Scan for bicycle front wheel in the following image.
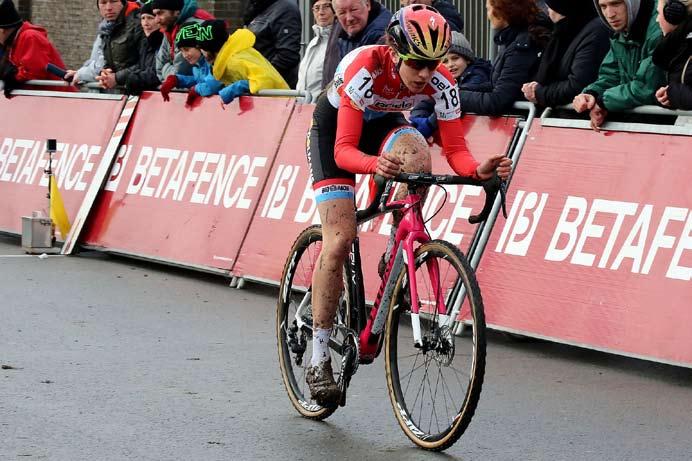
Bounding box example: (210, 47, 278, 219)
(384, 239, 486, 451)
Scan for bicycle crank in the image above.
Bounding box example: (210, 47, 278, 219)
(337, 330, 360, 407)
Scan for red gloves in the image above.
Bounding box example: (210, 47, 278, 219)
(160, 75, 178, 101)
(185, 87, 201, 108)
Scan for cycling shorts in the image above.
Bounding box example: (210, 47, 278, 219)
(306, 91, 408, 199)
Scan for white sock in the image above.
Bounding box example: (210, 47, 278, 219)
(311, 328, 331, 367)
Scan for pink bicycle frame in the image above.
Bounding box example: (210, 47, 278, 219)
(358, 189, 450, 357)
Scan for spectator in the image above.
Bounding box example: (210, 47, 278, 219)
(196, 20, 289, 105)
(444, 32, 492, 90)
(522, 0, 610, 108)
(321, 0, 392, 88)
(243, 0, 302, 88)
(152, 0, 214, 81)
(115, 1, 163, 94)
(409, 31, 492, 138)
(95, 0, 146, 91)
(458, 0, 550, 116)
(653, 0, 692, 109)
(65, 0, 140, 85)
(297, 0, 335, 101)
(410, 0, 464, 32)
(159, 22, 221, 106)
(0, 0, 68, 95)
(574, 0, 666, 130)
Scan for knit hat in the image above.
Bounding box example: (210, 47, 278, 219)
(151, 0, 184, 11)
(196, 19, 229, 53)
(0, 0, 22, 29)
(140, 0, 154, 16)
(175, 21, 200, 48)
(447, 31, 474, 61)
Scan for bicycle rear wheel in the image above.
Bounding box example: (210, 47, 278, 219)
(384, 239, 486, 451)
(276, 225, 352, 420)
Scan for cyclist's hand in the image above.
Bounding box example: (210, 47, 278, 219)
(476, 154, 512, 180)
(375, 152, 403, 178)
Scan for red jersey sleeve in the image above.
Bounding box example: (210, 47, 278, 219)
(334, 102, 379, 174)
(438, 118, 479, 178)
(427, 66, 480, 178)
(332, 50, 381, 174)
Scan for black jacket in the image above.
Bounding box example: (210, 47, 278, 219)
(245, 0, 302, 88)
(103, 7, 145, 83)
(534, 17, 610, 107)
(432, 0, 463, 33)
(118, 30, 163, 94)
(459, 25, 544, 115)
(653, 19, 692, 110)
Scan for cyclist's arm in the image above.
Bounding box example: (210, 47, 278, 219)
(334, 102, 379, 174)
(430, 70, 480, 178)
(438, 118, 480, 178)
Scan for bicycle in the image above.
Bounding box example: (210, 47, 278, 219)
(276, 172, 506, 451)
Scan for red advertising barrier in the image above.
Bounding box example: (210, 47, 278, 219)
(81, 93, 295, 271)
(477, 124, 692, 366)
(233, 105, 519, 302)
(0, 95, 126, 235)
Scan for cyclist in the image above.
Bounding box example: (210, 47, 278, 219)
(305, 4, 512, 407)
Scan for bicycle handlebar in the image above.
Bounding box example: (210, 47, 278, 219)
(356, 173, 507, 224)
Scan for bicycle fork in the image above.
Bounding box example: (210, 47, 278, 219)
(360, 243, 459, 358)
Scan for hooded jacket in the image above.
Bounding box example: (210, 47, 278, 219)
(321, 1, 392, 88)
(652, 18, 692, 110)
(297, 23, 332, 101)
(244, 0, 302, 88)
(2, 22, 66, 84)
(155, 0, 214, 80)
(582, 0, 666, 111)
(211, 29, 289, 93)
(104, 2, 145, 84)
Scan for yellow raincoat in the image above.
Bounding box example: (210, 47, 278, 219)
(213, 29, 289, 93)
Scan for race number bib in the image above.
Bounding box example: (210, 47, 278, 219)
(431, 75, 461, 121)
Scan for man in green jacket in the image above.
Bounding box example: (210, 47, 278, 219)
(572, 0, 666, 130)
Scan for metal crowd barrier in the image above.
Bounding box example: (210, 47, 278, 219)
(541, 104, 692, 136)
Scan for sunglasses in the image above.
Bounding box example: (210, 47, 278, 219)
(401, 57, 440, 71)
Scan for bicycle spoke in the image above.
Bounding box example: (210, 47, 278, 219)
(402, 353, 425, 397)
(386, 241, 486, 449)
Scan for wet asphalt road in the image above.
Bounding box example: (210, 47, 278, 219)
(1, 234, 692, 461)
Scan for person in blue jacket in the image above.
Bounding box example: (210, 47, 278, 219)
(158, 21, 222, 106)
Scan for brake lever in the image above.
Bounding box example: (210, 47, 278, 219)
(499, 179, 508, 219)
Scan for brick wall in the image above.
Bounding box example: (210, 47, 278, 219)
(16, 0, 31, 20)
(27, 0, 247, 69)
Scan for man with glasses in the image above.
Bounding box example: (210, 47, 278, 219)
(321, 0, 392, 88)
(304, 5, 512, 408)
